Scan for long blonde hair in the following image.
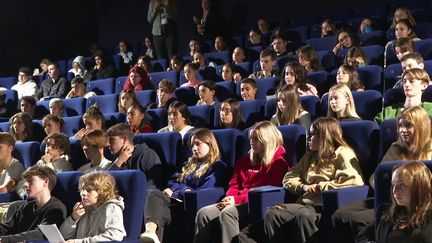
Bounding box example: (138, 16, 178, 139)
(275, 84, 305, 125)
(249, 121, 283, 165)
(327, 84, 360, 119)
(384, 161, 432, 230)
(395, 106, 432, 160)
(178, 128, 220, 182)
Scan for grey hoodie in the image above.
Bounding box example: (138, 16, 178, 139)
(60, 197, 126, 243)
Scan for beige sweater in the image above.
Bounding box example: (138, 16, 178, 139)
(283, 146, 364, 204)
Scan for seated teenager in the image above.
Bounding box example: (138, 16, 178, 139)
(72, 104, 105, 140)
(375, 68, 432, 124)
(343, 47, 368, 68)
(126, 104, 153, 134)
(232, 47, 247, 65)
(336, 64, 365, 91)
(37, 133, 73, 172)
(67, 56, 89, 81)
(20, 96, 38, 119)
(393, 52, 425, 89)
(136, 55, 153, 74)
(281, 61, 318, 97)
(0, 133, 24, 193)
(394, 37, 415, 63)
(11, 67, 38, 101)
(246, 28, 263, 48)
(49, 98, 65, 117)
(78, 130, 113, 173)
(357, 161, 432, 243)
(321, 19, 336, 38)
(384, 19, 420, 67)
(333, 106, 432, 243)
(297, 45, 323, 72)
(123, 65, 153, 91)
(158, 101, 194, 138)
(148, 79, 177, 109)
(271, 84, 311, 129)
(66, 77, 96, 99)
(60, 171, 126, 242)
(240, 78, 257, 101)
(107, 123, 163, 189)
(194, 121, 289, 243)
(118, 89, 138, 114)
(332, 29, 360, 56)
(42, 114, 64, 136)
(197, 80, 220, 107)
(0, 165, 67, 242)
(9, 112, 34, 143)
(262, 117, 363, 243)
(167, 55, 184, 72)
(218, 98, 245, 130)
(180, 62, 201, 88)
(140, 128, 228, 243)
(89, 55, 117, 81)
(327, 84, 362, 122)
(248, 49, 279, 80)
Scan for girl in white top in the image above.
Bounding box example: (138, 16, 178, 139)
(158, 101, 194, 138)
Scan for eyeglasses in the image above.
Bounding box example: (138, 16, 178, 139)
(220, 108, 232, 113)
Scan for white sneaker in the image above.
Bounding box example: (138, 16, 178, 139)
(140, 231, 160, 243)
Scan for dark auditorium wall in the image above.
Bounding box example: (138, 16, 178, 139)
(0, 0, 385, 76)
(0, 0, 98, 76)
(96, 0, 386, 57)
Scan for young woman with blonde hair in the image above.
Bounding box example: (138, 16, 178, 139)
(271, 84, 311, 129)
(140, 128, 228, 243)
(327, 84, 361, 122)
(263, 117, 364, 243)
(195, 121, 289, 243)
(60, 171, 126, 242)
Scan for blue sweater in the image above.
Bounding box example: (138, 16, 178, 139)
(168, 160, 228, 200)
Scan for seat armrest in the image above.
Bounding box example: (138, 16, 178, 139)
(248, 186, 286, 223)
(321, 185, 369, 215)
(0, 192, 19, 203)
(184, 187, 225, 214)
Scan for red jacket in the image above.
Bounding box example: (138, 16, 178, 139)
(226, 146, 290, 204)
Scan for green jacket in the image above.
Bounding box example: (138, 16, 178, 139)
(374, 102, 432, 124)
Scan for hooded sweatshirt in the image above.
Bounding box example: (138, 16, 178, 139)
(60, 197, 126, 243)
(68, 56, 86, 76)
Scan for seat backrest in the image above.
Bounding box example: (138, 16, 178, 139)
(357, 65, 383, 91)
(307, 71, 330, 96)
(379, 118, 398, 159)
(173, 87, 199, 106)
(300, 95, 321, 120)
(317, 50, 336, 71)
(108, 170, 147, 240)
(414, 38, 432, 60)
(63, 97, 86, 117)
(239, 100, 265, 128)
(188, 105, 214, 128)
(204, 50, 230, 65)
(114, 76, 128, 94)
(340, 120, 380, 181)
(151, 58, 168, 72)
(383, 88, 404, 107)
(148, 70, 178, 88)
(277, 125, 307, 165)
(104, 112, 126, 129)
(86, 78, 115, 95)
(136, 90, 156, 107)
(0, 121, 10, 132)
(146, 108, 167, 131)
(69, 139, 89, 170)
(305, 36, 337, 51)
(215, 81, 237, 102)
(0, 76, 16, 89)
(383, 63, 402, 91)
(3, 90, 18, 117)
(243, 77, 279, 101)
(86, 94, 118, 114)
(13, 141, 41, 168)
(62, 116, 84, 137)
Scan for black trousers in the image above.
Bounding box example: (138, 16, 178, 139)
(153, 22, 177, 60)
(331, 197, 375, 243)
(144, 190, 183, 241)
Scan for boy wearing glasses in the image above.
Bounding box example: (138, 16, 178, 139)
(375, 67, 432, 124)
(36, 133, 72, 172)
